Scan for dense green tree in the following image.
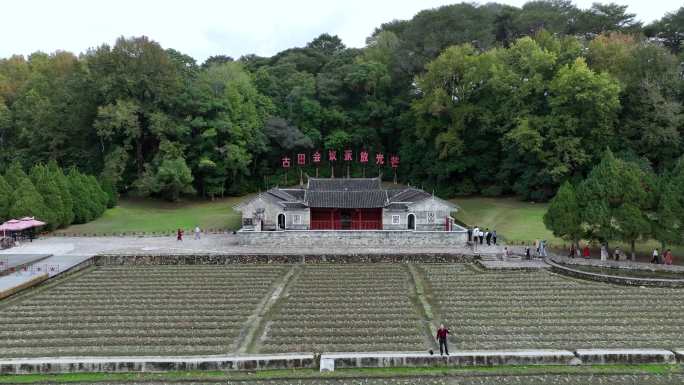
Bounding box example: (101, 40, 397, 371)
(8, 177, 48, 222)
(29, 164, 63, 230)
(67, 168, 93, 224)
(645, 7, 684, 54)
(47, 160, 75, 226)
(0, 174, 11, 221)
(4, 161, 28, 189)
(577, 149, 650, 257)
(543, 181, 583, 250)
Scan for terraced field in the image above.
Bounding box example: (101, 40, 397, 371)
(422, 264, 684, 350)
(0, 265, 287, 357)
(259, 264, 426, 353)
(2, 262, 684, 358)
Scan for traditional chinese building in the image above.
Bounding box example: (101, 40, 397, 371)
(235, 177, 458, 231)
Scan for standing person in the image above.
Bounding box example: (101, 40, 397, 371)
(492, 230, 497, 245)
(583, 245, 590, 259)
(525, 245, 531, 260)
(504, 246, 510, 258)
(194, 225, 201, 240)
(485, 228, 492, 246)
(534, 239, 540, 256)
(664, 249, 673, 265)
(539, 240, 547, 257)
(177, 228, 183, 242)
(473, 226, 480, 245)
(651, 248, 659, 264)
(436, 324, 450, 356)
(600, 245, 607, 261)
(569, 243, 576, 258)
(613, 247, 621, 261)
(467, 226, 473, 242)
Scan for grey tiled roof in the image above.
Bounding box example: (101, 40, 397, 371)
(308, 178, 381, 191)
(281, 189, 305, 200)
(282, 202, 307, 209)
(306, 190, 388, 208)
(259, 179, 447, 210)
(389, 188, 432, 203)
(385, 202, 408, 210)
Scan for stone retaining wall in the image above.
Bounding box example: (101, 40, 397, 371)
(321, 350, 578, 371)
(0, 354, 316, 374)
(237, 229, 467, 247)
(546, 259, 684, 287)
(95, 254, 475, 265)
(5, 349, 679, 374)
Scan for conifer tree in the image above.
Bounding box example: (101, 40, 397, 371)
(29, 164, 63, 230)
(543, 181, 583, 252)
(0, 175, 12, 222)
(48, 161, 75, 226)
(67, 169, 92, 224)
(8, 177, 49, 222)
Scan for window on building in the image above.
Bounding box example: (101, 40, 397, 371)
(392, 215, 400, 225)
(427, 211, 435, 223)
(292, 214, 301, 225)
(243, 218, 254, 226)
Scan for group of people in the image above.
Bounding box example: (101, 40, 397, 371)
(567, 244, 675, 265)
(467, 226, 497, 246)
(522, 239, 548, 259)
(176, 226, 202, 241)
(651, 248, 674, 265)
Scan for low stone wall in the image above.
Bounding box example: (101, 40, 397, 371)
(0, 353, 316, 374)
(95, 253, 476, 265)
(554, 256, 684, 273)
(321, 350, 577, 371)
(237, 229, 468, 247)
(574, 349, 676, 365)
(546, 259, 684, 287)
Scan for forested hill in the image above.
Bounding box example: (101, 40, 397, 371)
(0, 2, 682, 202)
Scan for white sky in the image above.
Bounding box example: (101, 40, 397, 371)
(1, 0, 680, 63)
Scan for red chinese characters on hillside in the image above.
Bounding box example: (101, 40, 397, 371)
(280, 150, 399, 169)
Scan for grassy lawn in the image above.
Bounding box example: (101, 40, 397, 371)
(55, 196, 247, 235)
(452, 196, 684, 258)
(453, 196, 558, 244)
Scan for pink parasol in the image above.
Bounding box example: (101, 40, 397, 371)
(0, 217, 46, 235)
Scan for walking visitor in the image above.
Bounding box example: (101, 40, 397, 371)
(467, 226, 473, 242)
(177, 228, 183, 242)
(473, 226, 480, 244)
(485, 228, 492, 246)
(613, 247, 621, 261)
(651, 248, 660, 264)
(569, 243, 576, 258)
(436, 324, 450, 356)
(600, 245, 608, 261)
(664, 249, 673, 265)
(525, 245, 531, 260)
(583, 245, 590, 259)
(492, 230, 497, 245)
(194, 226, 201, 240)
(539, 240, 548, 257)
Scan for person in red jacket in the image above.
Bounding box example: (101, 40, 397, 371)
(583, 245, 590, 259)
(436, 324, 450, 356)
